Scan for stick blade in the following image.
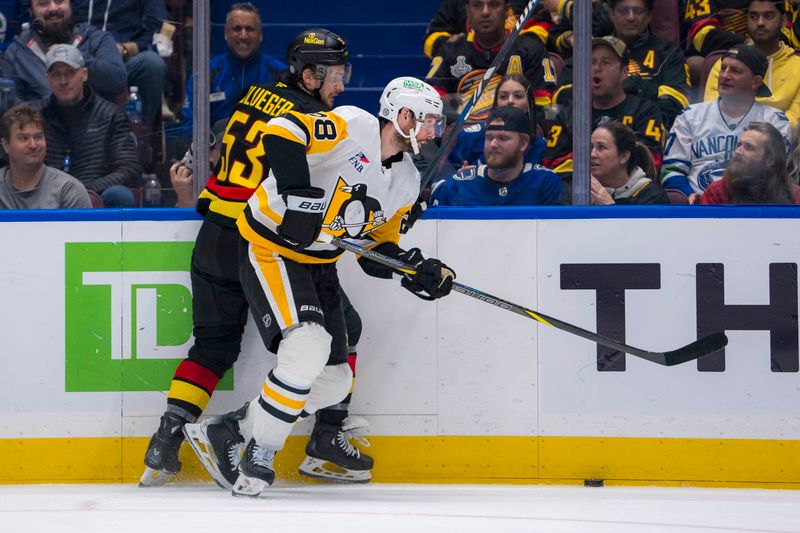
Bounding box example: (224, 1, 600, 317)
(662, 332, 728, 366)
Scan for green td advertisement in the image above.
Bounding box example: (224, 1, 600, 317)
(65, 242, 232, 392)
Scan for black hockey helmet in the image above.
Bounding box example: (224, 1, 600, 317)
(286, 28, 350, 81)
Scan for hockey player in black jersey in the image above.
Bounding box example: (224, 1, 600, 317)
(140, 28, 370, 488)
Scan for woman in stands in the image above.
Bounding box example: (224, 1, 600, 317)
(589, 120, 669, 205)
(445, 74, 546, 175)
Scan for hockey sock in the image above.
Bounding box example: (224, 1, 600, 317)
(253, 369, 310, 450)
(316, 347, 357, 427)
(166, 360, 221, 420)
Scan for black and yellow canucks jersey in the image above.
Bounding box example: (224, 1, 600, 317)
(625, 31, 690, 128)
(685, 0, 749, 55)
(425, 32, 556, 120)
(197, 81, 328, 227)
(543, 90, 666, 177)
(686, 1, 797, 57)
(237, 106, 420, 265)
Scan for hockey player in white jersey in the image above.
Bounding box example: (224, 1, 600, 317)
(183, 77, 452, 497)
(661, 44, 792, 200)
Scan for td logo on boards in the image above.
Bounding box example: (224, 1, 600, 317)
(64, 242, 232, 392)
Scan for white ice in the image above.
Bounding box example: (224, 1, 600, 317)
(1, 483, 799, 532)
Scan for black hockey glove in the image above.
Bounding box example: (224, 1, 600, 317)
(277, 187, 326, 250)
(399, 247, 456, 301)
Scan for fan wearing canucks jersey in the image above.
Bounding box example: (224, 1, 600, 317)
(661, 44, 791, 198)
(199, 78, 454, 498)
(432, 106, 561, 206)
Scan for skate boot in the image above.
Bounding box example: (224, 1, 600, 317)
(231, 438, 276, 498)
(298, 416, 373, 483)
(182, 403, 248, 489)
(140, 412, 187, 487)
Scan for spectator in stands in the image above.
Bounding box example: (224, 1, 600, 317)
(431, 105, 562, 205)
(73, 0, 168, 132)
(540, 0, 614, 61)
(425, 0, 556, 122)
(662, 44, 792, 201)
(171, 2, 286, 138)
(590, 119, 669, 204)
(608, 0, 690, 128)
(0, 103, 91, 208)
(542, 36, 665, 201)
(38, 44, 140, 207)
(446, 74, 546, 175)
(1, 0, 126, 110)
(423, 0, 547, 58)
(169, 118, 227, 208)
(701, 121, 800, 204)
(703, 0, 800, 127)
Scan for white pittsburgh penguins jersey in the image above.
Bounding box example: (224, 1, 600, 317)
(661, 99, 792, 194)
(238, 105, 420, 264)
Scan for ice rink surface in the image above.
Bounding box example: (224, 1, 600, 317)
(1, 483, 799, 533)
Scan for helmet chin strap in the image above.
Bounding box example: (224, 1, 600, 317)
(391, 115, 422, 155)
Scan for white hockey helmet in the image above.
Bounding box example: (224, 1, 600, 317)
(378, 77, 445, 154)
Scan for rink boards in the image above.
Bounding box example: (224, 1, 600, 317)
(0, 206, 798, 487)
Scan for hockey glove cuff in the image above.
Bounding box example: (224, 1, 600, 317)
(400, 251, 456, 301)
(277, 187, 326, 250)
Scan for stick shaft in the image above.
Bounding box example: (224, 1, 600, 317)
(322, 233, 725, 366)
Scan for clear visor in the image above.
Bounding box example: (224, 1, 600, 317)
(418, 113, 446, 138)
(319, 63, 352, 85)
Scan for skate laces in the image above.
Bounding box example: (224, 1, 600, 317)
(341, 416, 371, 448)
(335, 430, 361, 458)
(227, 441, 244, 466)
(250, 443, 275, 469)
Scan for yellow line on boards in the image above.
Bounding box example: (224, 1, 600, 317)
(0, 436, 798, 488)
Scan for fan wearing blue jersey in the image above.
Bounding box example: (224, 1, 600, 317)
(432, 106, 562, 206)
(445, 74, 546, 177)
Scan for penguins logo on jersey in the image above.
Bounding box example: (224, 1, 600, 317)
(323, 177, 386, 238)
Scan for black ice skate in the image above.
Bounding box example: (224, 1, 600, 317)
(231, 438, 276, 498)
(139, 412, 186, 487)
(182, 403, 248, 489)
(299, 416, 373, 483)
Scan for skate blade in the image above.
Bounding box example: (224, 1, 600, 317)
(183, 421, 235, 489)
(298, 456, 371, 483)
(139, 466, 174, 487)
(231, 473, 269, 498)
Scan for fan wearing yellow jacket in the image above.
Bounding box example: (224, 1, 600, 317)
(703, 1, 800, 127)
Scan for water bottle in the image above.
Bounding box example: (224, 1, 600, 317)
(126, 86, 143, 125)
(62, 150, 72, 173)
(141, 173, 162, 207)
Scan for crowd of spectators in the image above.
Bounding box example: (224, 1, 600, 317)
(423, 0, 800, 206)
(0, 0, 799, 210)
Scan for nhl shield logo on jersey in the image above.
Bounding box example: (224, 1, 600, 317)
(323, 177, 386, 238)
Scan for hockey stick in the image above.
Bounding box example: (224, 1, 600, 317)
(419, 0, 543, 192)
(318, 233, 728, 367)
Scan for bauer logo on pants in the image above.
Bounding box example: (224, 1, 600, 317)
(64, 241, 233, 392)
